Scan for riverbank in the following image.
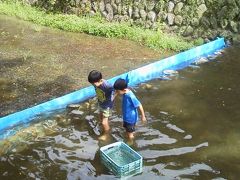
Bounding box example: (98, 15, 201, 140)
(0, 1, 201, 51)
(0, 14, 172, 117)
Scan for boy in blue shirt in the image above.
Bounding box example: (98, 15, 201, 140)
(88, 70, 115, 140)
(114, 78, 146, 139)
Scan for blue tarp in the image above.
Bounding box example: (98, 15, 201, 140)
(0, 38, 226, 137)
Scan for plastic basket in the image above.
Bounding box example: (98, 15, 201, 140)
(100, 142, 143, 177)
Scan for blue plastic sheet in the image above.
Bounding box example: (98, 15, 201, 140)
(0, 38, 226, 136)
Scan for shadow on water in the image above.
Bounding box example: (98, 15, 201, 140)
(0, 75, 75, 117)
(0, 57, 25, 70)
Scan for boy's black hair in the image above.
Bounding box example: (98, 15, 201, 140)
(88, 70, 102, 83)
(114, 78, 128, 90)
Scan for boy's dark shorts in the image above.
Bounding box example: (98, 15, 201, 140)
(123, 121, 136, 133)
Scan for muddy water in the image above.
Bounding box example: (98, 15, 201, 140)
(0, 15, 166, 117)
(0, 44, 240, 179)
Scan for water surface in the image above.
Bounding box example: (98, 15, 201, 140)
(0, 44, 240, 179)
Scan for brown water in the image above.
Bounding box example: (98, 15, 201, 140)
(0, 44, 240, 179)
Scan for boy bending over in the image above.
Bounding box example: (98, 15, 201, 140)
(88, 70, 115, 140)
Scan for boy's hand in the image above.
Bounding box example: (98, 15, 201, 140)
(141, 116, 147, 122)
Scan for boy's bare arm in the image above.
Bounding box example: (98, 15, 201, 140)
(139, 104, 146, 121)
(112, 90, 118, 100)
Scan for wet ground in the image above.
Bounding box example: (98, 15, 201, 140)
(0, 15, 170, 117)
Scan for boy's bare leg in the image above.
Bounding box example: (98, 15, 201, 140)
(102, 117, 110, 132)
(99, 113, 110, 141)
(127, 132, 134, 139)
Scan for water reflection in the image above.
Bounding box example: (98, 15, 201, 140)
(1, 43, 240, 179)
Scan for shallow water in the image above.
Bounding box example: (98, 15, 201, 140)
(0, 44, 240, 179)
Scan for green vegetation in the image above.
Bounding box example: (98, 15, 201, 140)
(0, 1, 197, 51)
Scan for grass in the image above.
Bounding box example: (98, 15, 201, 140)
(0, 1, 197, 51)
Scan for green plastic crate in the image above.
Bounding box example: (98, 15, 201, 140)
(100, 142, 143, 177)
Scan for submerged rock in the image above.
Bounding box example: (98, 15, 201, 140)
(70, 109, 84, 115)
(207, 54, 218, 60)
(140, 83, 153, 90)
(67, 104, 81, 109)
(194, 57, 208, 64)
(85, 115, 95, 121)
(184, 135, 192, 139)
(188, 65, 200, 69)
(163, 69, 179, 75)
(166, 123, 185, 133)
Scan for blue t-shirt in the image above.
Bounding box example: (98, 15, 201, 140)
(122, 90, 141, 124)
(95, 80, 114, 109)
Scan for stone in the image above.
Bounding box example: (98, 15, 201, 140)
(168, 1, 175, 13)
(85, 115, 94, 121)
(99, 1, 105, 12)
(184, 135, 192, 140)
(163, 69, 178, 75)
(140, 83, 153, 90)
(146, 0, 156, 11)
(137, 0, 145, 10)
(183, 26, 194, 36)
(110, 0, 115, 5)
(25, 0, 38, 5)
(139, 9, 147, 20)
(106, 3, 113, 14)
(167, 13, 175, 26)
(115, 0, 121, 5)
(236, 0, 240, 7)
(197, 4, 207, 18)
(191, 18, 199, 27)
(145, 20, 152, 29)
(113, 14, 120, 21)
(92, 2, 98, 12)
(112, 3, 118, 15)
(210, 16, 218, 29)
(174, 2, 183, 15)
(228, 7, 239, 20)
(101, 11, 108, 18)
(197, 0, 205, 5)
(155, 1, 165, 13)
(82, 0, 88, 4)
(217, 6, 228, 19)
(122, 15, 129, 21)
(147, 11, 156, 22)
(174, 15, 183, 25)
(151, 22, 158, 30)
(117, 4, 122, 14)
(121, 5, 128, 15)
(135, 18, 144, 26)
(229, 21, 238, 33)
(133, 9, 140, 19)
(71, 110, 84, 115)
(106, 3, 114, 21)
(200, 16, 210, 28)
(173, 0, 181, 3)
(67, 104, 81, 109)
(157, 12, 167, 22)
(128, 6, 133, 18)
